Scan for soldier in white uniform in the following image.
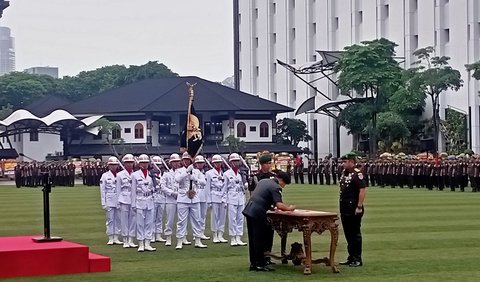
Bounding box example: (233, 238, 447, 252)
(151, 156, 167, 243)
(160, 153, 181, 246)
(100, 156, 122, 245)
(193, 155, 210, 240)
(175, 153, 207, 249)
(224, 153, 247, 247)
(131, 154, 156, 252)
(116, 154, 138, 248)
(206, 155, 228, 243)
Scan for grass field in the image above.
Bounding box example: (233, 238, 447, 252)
(1, 184, 480, 282)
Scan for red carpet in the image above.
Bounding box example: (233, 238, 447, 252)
(0, 236, 110, 278)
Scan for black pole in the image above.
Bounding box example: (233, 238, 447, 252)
(233, 0, 240, 90)
(33, 172, 62, 242)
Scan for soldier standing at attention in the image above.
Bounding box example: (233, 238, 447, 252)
(131, 154, 156, 252)
(116, 154, 138, 248)
(318, 158, 324, 185)
(338, 152, 366, 267)
(100, 157, 122, 246)
(248, 153, 276, 193)
(206, 155, 228, 244)
(224, 153, 248, 247)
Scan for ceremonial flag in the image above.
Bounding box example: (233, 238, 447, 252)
(180, 83, 203, 157)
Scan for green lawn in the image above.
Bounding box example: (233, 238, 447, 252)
(1, 184, 480, 281)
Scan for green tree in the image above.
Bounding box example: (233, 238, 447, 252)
(376, 111, 410, 150)
(223, 135, 246, 153)
(91, 118, 124, 157)
(335, 38, 403, 155)
(0, 103, 13, 119)
(0, 72, 58, 107)
(411, 47, 463, 153)
(276, 118, 312, 146)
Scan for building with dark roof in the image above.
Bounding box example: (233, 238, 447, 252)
(60, 76, 300, 157)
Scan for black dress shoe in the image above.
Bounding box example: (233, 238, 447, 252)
(249, 265, 275, 272)
(349, 261, 363, 267)
(265, 259, 276, 265)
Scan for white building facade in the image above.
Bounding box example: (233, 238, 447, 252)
(236, 0, 480, 156)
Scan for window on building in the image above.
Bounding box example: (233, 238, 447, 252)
(237, 122, 246, 137)
(124, 128, 131, 133)
(357, 11, 363, 24)
(134, 123, 144, 139)
(250, 126, 256, 132)
(255, 8, 259, 19)
(256, 66, 260, 76)
(312, 23, 317, 35)
(273, 92, 278, 102)
(290, 0, 295, 9)
(334, 17, 339, 30)
(383, 5, 389, 19)
(238, 13, 241, 25)
(272, 2, 276, 14)
(18, 134, 21, 142)
(273, 63, 277, 73)
(291, 28, 296, 40)
(443, 28, 450, 44)
(273, 33, 277, 44)
(239, 41, 242, 52)
(260, 122, 269, 137)
(255, 37, 259, 48)
(412, 35, 419, 51)
(411, 0, 418, 11)
(112, 128, 121, 140)
(30, 131, 39, 142)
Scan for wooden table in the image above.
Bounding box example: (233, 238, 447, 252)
(267, 209, 340, 275)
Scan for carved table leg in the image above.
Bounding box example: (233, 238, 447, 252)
(302, 229, 312, 275)
(281, 234, 288, 264)
(328, 224, 340, 273)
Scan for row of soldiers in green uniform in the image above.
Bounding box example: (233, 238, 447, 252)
(14, 162, 76, 188)
(298, 155, 480, 192)
(81, 162, 108, 186)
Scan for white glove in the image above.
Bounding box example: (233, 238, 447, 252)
(187, 165, 194, 173)
(208, 203, 212, 208)
(102, 205, 107, 210)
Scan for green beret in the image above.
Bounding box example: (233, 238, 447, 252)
(340, 152, 357, 160)
(259, 154, 272, 164)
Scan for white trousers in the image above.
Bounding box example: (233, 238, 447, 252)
(198, 202, 208, 235)
(228, 204, 245, 236)
(153, 203, 166, 234)
(211, 202, 226, 233)
(105, 207, 121, 236)
(164, 203, 177, 236)
(176, 203, 202, 239)
(119, 203, 136, 237)
(136, 208, 154, 241)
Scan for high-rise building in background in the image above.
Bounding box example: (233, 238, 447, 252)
(235, 0, 480, 156)
(25, 66, 59, 78)
(0, 26, 14, 76)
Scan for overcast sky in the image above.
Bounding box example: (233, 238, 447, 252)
(0, 0, 234, 81)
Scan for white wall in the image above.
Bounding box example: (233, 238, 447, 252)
(238, 0, 480, 154)
(0, 133, 62, 161)
(234, 120, 272, 142)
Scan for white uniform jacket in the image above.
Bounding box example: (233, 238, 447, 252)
(100, 170, 119, 208)
(130, 170, 155, 210)
(192, 168, 207, 202)
(223, 169, 246, 206)
(116, 169, 133, 205)
(175, 166, 200, 204)
(159, 169, 179, 204)
(205, 168, 226, 204)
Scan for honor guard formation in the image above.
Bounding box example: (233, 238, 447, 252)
(298, 152, 479, 192)
(97, 152, 253, 252)
(14, 161, 77, 188)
